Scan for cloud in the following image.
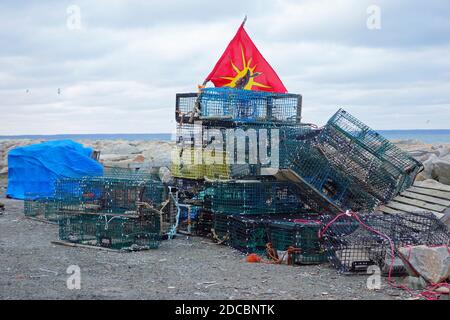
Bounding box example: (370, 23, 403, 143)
(0, 0, 449, 134)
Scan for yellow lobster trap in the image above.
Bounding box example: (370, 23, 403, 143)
(171, 146, 235, 180)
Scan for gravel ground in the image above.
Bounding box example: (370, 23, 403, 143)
(0, 193, 411, 300)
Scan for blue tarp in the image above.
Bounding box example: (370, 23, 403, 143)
(6, 140, 103, 200)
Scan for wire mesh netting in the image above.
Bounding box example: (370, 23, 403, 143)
(320, 212, 450, 274)
(198, 88, 301, 123)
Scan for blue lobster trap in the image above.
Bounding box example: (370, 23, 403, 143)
(198, 88, 301, 123)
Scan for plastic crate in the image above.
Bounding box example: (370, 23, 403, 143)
(267, 216, 327, 265)
(198, 88, 301, 123)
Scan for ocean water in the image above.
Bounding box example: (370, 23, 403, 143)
(1, 130, 450, 143)
(377, 130, 450, 143)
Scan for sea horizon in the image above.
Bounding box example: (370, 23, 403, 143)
(1, 129, 450, 143)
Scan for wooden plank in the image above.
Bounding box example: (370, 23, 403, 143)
(24, 216, 58, 225)
(408, 186, 450, 200)
(51, 240, 126, 252)
(386, 201, 444, 219)
(392, 195, 447, 212)
(401, 190, 450, 207)
(414, 181, 450, 192)
(378, 206, 404, 214)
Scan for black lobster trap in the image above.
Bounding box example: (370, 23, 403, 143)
(320, 212, 450, 274)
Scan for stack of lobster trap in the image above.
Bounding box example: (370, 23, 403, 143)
(24, 167, 171, 250)
(171, 87, 425, 267)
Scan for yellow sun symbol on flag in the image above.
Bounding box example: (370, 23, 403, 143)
(221, 45, 271, 90)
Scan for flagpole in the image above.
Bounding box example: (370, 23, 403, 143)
(241, 15, 247, 27)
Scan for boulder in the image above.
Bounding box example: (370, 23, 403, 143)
(101, 142, 141, 155)
(398, 245, 450, 284)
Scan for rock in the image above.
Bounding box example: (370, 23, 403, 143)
(403, 276, 427, 290)
(434, 286, 449, 295)
(101, 142, 141, 155)
(432, 155, 450, 185)
(159, 167, 173, 184)
(133, 155, 145, 163)
(398, 245, 450, 284)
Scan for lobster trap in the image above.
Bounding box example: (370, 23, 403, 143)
(229, 215, 267, 255)
(54, 176, 167, 215)
(24, 194, 60, 222)
(284, 142, 379, 213)
(175, 92, 198, 123)
(323, 109, 423, 195)
(320, 212, 450, 274)
(198, 88, 301, 123)
(59, 213, 161, 250)
(212, 212, 231, 243)
(267, 216, 327, 265)
(96, 215, 160, 249)
(207, 180, 306, 215)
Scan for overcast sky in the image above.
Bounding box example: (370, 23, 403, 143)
(1, 0, 449, 134)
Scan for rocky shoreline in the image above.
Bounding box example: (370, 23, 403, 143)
(1, 138, 449, 186)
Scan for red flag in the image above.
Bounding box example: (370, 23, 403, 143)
(204, 22, 287, 93)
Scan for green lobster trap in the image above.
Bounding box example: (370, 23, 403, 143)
(59, 213, 161, 250)
(323, 109, 422, 196)
(24, 194, 60, 222)
(96, 215, 160, 250)
(207, 180, 306, 215)
(54, 176, 167, 215)
(229, 215, 267, 255)
(58, 213, 99, 244)
(267, 217, 327, 265)
(284, 140, 379, 213)
(212, 212, 231, 243)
